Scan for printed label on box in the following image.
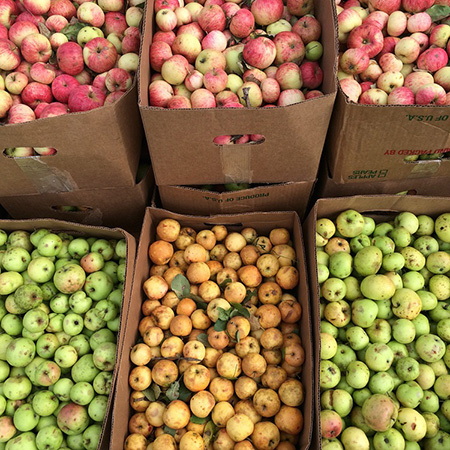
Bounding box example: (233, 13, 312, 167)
(348, 170, 389, 180)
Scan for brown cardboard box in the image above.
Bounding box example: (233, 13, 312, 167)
(0, 86, 143, 196)
(303, 195, 450, 450)
(0, 166, 154, 236)
(111, 207, 313, 450)
(158, 181, 315, 218)
(0, 218, 137, 450)
(326, 85, 450, 184)
(315, 161, 450, 198)
(138, 1, 337, 186)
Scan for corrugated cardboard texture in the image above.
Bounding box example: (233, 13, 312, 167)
(158, 181, 315, 218)
(138, 1, 337, 186)
(304, 196, 450, 450)
(0, 166, 154, 237)
(0, 218, 137, 450)
(0, 86, 143, 196)
(111, 207, 313, 450)
(326, 87, 450, 184)
(315, 161, 450, 198)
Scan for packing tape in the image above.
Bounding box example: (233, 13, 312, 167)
(219, 145, 253, 183)
(13, 157, 78, 193)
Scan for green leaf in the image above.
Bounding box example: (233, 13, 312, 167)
(188, 293, 207, 310)
(426, 5, 450, 22)
(171, 274, 191, 300)
(190, 415, 209, 424)
(197, 333, 210, 346)
(214, 319, 227, 332)
(218, 277, 232, 289)
(60, 21, 88, 41)
(243, 289, 256, 305)
(141, 388, 155, 402)
(152, 384, 161, 400)
(203, 421, 218, 447)
(235, 330, 240, 343)
(166, 381, 180, 401)
(230, 302, 250, 318)
(217, 307, 231, 321)
(164, 426, 177, 436)
(178, 379, 192, 402)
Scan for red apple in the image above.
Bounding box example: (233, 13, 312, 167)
(0, 24, 7, 39)
(52, 74, 80, 102)
(57, 42, 84, 75)
(104, 11, 127, 36)
(154, 0, 179, 13)
(40, 102, 68, 118)
(369, 0, 402, 14)
(185, 70, 203, 91)
(359, 88, 388, 104)
(104, 90, 125, 104)
(300, 61, 323, 89)
(363, 11, 389, 30)
(49, 0, 77, 20)
(21, 81, 53, 108)
(388, 86, 415, 105)
(417, 47, 448, 72)
(77, 2, 105, 28)
(243, 36, 276, 70)
(83, 37, 117, 73)
(15, 11, 44, 26)
(251, 0, 284, 27)
(203, 67, 227, 93)
(178, 22, 205, 42)
(275, 62, 302, 90)
(172, 33, 201, 64)
(30, 62, 56, 84)
(167, 95, 191, 108)
(260, 77, 280, 103)
(122, 26, 140, 54)
(0, 0, 17, 29)
(45, 14, 68, 32)
(22, 0, 51, 15)
(16, 60, 32, 80)
(0, 89, 13, 118)
(415, 83, 446, 105)
(0, 38, 21, 71)
(340, 47, 370, 74)
(191, 88, 216, 108)
(201, 30, 227, 52)
(287, 0, 314, 17)
(153, 30, 176, 46)
(155, 9, 177, 32)
(401, 0, 434, 13)
(198, 5, 226, 33)
(105, 67, 132, 92)
(273, 31, 305, 65)
(150, 41, 173, 72)
(229, 9, 255, 39)
(21, 34, 52, 63)
(277, 88, 305, 106)
(340, 78, 362, 102)
(292, 15, 322, 45)
(215, 90, 239, 106)
(347, 24, 384, 58)
(7, 103, 36, 123)
(149, 79, 173, 107)
(68, 84, 106, 111)
(8, 20, 39, 47)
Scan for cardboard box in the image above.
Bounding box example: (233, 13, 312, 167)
(111, 208, 313, 450)
(315, 161, 450, 198)
(0, 86, 143, 196)
(303, 195, 450, 450)
(0, 218, 137, 450)
(0, 165, 154, 237)
(138, 1, 337, 186)
(158, 181, 315, 218)
(326, 85, 450, 184)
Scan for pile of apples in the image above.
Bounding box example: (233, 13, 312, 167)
(149, 0, 325, 109)
(0, 0, 143, 123)
(0, 228, 127, 449)
(337, 0, 450, 105)
(125, 218, 305, 450)
(316, 209, 450, 449)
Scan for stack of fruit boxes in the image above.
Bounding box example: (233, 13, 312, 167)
(137, 0, 338, 217)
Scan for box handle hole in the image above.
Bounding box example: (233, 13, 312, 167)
(3, 147, 57, 158)
(50, 206, 93, 212)
(213, 135, 265, 145)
